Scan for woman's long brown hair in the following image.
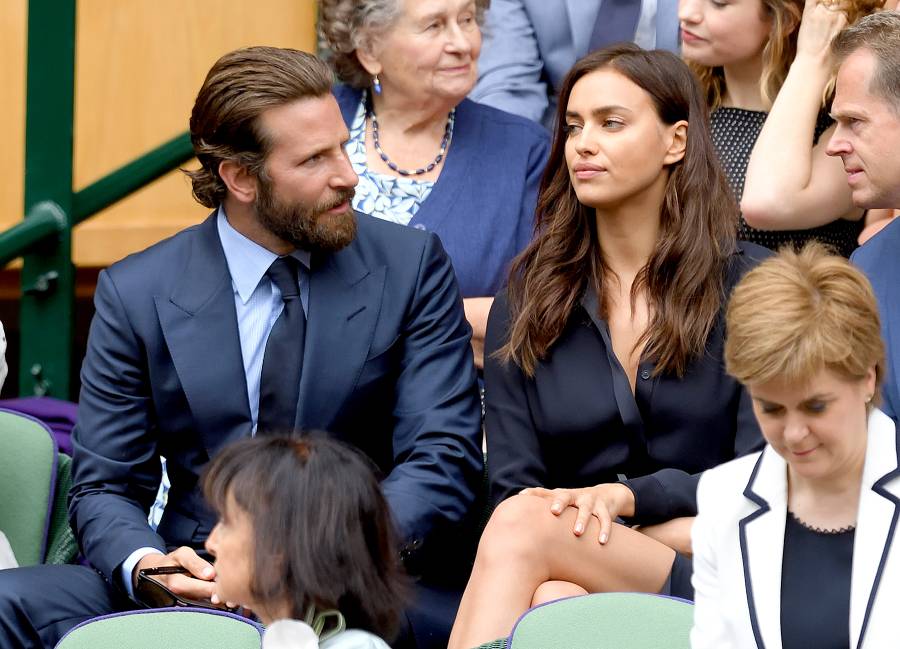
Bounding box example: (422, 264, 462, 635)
(499, 44, 737, 378)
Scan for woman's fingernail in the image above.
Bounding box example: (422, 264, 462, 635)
(600, 533, 608, 544)
(211, 593, 220, 604)
(575, 522, 584, 534)
(204, 567, 214, 578)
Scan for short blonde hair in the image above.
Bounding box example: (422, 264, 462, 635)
(725, 244, 884, 396)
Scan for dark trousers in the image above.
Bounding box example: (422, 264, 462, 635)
(0, 564, 132, 648)
(0, 564, 462, 649)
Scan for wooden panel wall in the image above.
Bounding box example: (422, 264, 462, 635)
(1, 0, 318, 267)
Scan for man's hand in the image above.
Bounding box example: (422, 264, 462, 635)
(520, 483, 636, 545)
(133, 547, 218, 603)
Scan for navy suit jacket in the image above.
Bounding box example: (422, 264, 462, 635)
(852, 217, 900, 422)
(485, 243, 769, 521)
(69, 211, 483, 584)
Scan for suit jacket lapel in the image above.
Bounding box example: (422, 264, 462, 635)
(851, 409, 900, 648)
(740, 447, 788, 649)
(295, 231, 384, 429)
(155, 214, 251, 458)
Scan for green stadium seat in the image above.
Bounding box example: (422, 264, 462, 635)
(54, 607, 264, 649)
(0, 408, 58, 566)
(472, 592, 694, 649)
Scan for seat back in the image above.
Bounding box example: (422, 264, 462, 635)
(507, 592, 693, 649)
(0, 408, 58, 566)
(45, 452, 79, 565)
(55, 607, 264, 649)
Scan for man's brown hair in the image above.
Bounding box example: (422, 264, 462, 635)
(186, 46, 333, 208)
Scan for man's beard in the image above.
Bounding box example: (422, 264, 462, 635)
(254, 176, 357, 253)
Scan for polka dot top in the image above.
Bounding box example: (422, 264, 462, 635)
(710, 107, 861, 258)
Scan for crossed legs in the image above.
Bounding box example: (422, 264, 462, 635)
(447, 494, 677, 649)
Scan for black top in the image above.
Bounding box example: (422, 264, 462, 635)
(710, 107, 861, 258)
(781, 511, 855, 649)
(483, 243, 769, 523)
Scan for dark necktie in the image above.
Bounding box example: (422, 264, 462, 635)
(588, 0, 644, 53)
(257, 256, 305, 434)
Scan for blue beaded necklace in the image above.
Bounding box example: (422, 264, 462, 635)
(368, 91, 455, 177)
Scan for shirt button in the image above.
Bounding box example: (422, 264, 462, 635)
(413, 223, 427, 230)
(640, 369, 651, 380)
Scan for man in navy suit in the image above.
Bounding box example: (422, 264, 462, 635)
(827, 12, 900, 420)
(0, 46, 482, 649)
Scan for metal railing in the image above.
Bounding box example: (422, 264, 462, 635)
(0, 0, 194, 397)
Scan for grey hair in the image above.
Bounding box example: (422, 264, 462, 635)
(832, 10, 900, 114)
(317, 0, 491, 89)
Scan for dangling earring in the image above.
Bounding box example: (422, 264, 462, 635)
(372, 74, 382, 95)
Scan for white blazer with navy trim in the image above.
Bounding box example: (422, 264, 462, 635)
(691, 408, 900, 649)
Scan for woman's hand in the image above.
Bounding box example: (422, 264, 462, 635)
(796, 0, 849, 62)
(520, 483, 636, 545)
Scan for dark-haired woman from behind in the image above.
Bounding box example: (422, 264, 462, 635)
(203, 434, 406, 648)
(447, 44, 769, 649)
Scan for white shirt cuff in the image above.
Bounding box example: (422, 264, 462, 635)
(120, 547, 164, 598)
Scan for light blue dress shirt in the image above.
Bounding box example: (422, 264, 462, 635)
(215, 207, 310, 432)
(124, 206, 310, 596)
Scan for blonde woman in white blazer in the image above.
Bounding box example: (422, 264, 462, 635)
(691, 244, 900, 649)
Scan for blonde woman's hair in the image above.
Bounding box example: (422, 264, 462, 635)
(689, 0, 884, 110)
(725, 243, 884, 398)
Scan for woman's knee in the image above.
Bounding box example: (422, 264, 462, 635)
(475, 494, 558, 564)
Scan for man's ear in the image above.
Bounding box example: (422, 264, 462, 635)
(219, 159, 257, 204)
(663, 120, 688, 166)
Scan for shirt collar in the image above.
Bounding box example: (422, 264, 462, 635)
(216, 206, 311, 305)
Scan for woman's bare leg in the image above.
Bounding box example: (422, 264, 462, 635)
(531, 581, 589, 606)
(447, 494, 676, 649)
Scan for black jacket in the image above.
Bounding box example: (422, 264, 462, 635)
(484, 241, 771, 524)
